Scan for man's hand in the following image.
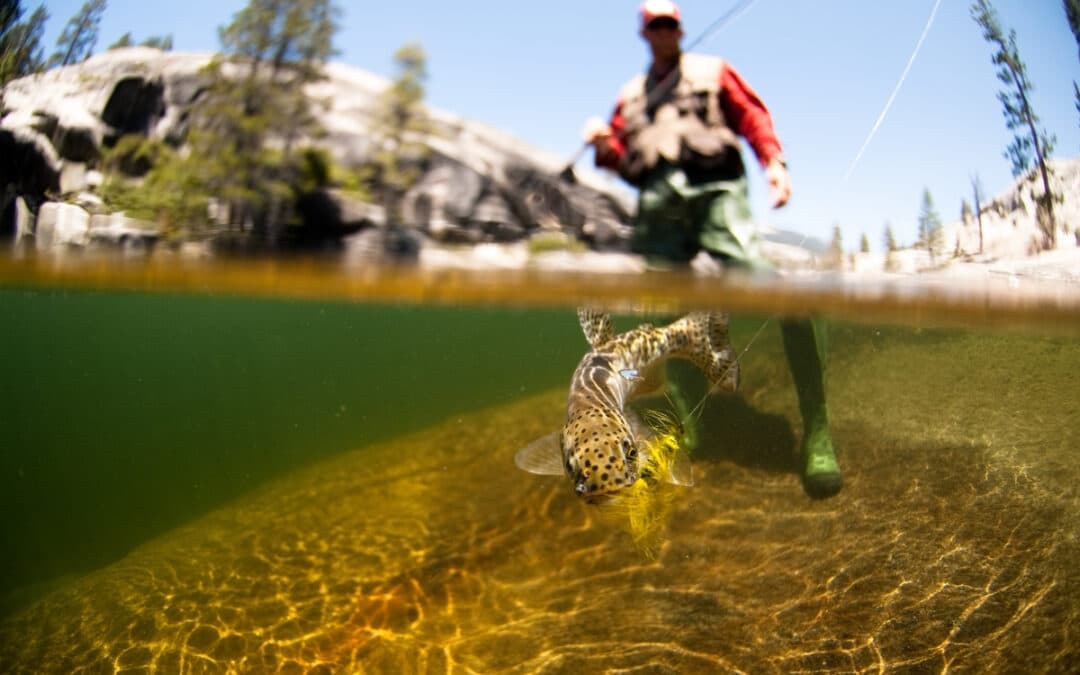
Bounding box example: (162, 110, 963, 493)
(582, 116, 617, 163)
(581, 116, 612, 145)
(766, 157, 791, 208)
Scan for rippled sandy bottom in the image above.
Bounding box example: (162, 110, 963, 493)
(1, 328, 1077, 673)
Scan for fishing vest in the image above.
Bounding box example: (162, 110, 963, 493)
(616, 52, 745, 186)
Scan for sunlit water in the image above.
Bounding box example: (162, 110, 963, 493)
(0, 254, 1077, 673)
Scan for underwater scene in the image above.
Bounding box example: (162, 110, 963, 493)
(0, 260, 1078, 674)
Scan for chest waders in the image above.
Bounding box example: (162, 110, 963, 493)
(631, 165, 842, 498)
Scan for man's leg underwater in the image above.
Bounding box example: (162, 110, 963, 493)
(780, 317, 843, 498)
(698, 179, 843, 497)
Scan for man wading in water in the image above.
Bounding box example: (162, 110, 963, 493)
(583, 0, 842, 497)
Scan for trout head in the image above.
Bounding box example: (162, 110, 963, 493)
(562, 408, 640, 503)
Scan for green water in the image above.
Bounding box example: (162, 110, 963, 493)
(0, 289, 592, 610)
(1, 279, 1078, 672)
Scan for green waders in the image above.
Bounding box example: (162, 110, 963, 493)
(635, 162, 842, 498)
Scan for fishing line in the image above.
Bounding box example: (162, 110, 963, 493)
(683, 0, 762, 52)
(841, 0, 943, 182)
(681, 316, 770, 428)
(675, 0, 943, 432)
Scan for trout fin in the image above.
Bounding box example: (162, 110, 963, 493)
(514, 431, 564, 476)
(688, 311, 740, 393)
(577, 308, 615, 348)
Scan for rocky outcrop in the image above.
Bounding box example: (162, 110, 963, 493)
(0, 48, 632, 253)
(944, 158, 1080, 258)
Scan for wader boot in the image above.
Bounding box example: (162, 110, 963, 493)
(780, 317, 842, 498)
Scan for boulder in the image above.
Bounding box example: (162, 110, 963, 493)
(60, 162, 89, 195)
(88, 212, 160, 250)
(35, 202, 90, 248)
(14, 197, 34, 242)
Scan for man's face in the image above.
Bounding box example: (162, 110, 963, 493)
(641, 17, 683, 61)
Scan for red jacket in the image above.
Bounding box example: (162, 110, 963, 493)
(597, 59, 783, 172)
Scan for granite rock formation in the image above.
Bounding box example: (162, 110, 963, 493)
(0, 48, 632, 252)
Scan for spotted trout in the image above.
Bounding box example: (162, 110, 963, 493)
(515, 309, 739, 504)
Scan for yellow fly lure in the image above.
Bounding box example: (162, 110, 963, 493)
(599, 408, 689, 557)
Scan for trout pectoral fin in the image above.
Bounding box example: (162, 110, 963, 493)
(514, 431, 564, 476)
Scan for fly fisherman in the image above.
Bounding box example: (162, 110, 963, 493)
(583, 0, 842, 497)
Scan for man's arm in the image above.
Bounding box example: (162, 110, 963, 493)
(720, 63, 790, 208)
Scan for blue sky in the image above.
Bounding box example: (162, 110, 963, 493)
(38, 0, 1080, 249)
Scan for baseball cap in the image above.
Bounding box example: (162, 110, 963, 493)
(640, 0, 681, 27)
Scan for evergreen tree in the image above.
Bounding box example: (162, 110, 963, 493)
(960, 198, 973, 223)
(371, 42, 432, 223)
(50, 0, 106, 67)
(107, 32, 172, 51)
(971, 0, 1058, 247)
(101, 0, 342, 240)
(176, 0, 340, 238)
(970, 173, 985, 254)
(825, 224, 843, 270)
(883, 222, 899, 272)
(918, 188, 943, 263)
(1066, 0, 1080, 126)
(883, 222, 897, 252)
(141, 34, 172, 51)
(0, 1, 48, 86)
(107, 32, 131, 50)
(859, 232, 870, 254)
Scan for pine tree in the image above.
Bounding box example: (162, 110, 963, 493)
(371, 42, 432, 224)
(859, 233, 870, 254)
(141, 35, 172, 51)
(961, 198, 973, 223)
(183, 0, 341, 238)
(883, 222, 897, 252)
(971, 0, 1058, 248)
(883, 222, 899, 272)
(1066, 0, 1080, 127)
(107, 32, 131, 50)
(105, 0, 342, 239)
(970, 173, 985, 254)
(107, 32, 172, 51)
(0, 1, 48, 86)
(50, 0, 106, 67)
(825, 224, 843, 270)
(918, 188, 943, 264)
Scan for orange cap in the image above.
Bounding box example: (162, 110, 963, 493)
(640, 0, 681, 27)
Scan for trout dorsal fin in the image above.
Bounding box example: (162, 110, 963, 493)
(577, 308, 615, 348)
